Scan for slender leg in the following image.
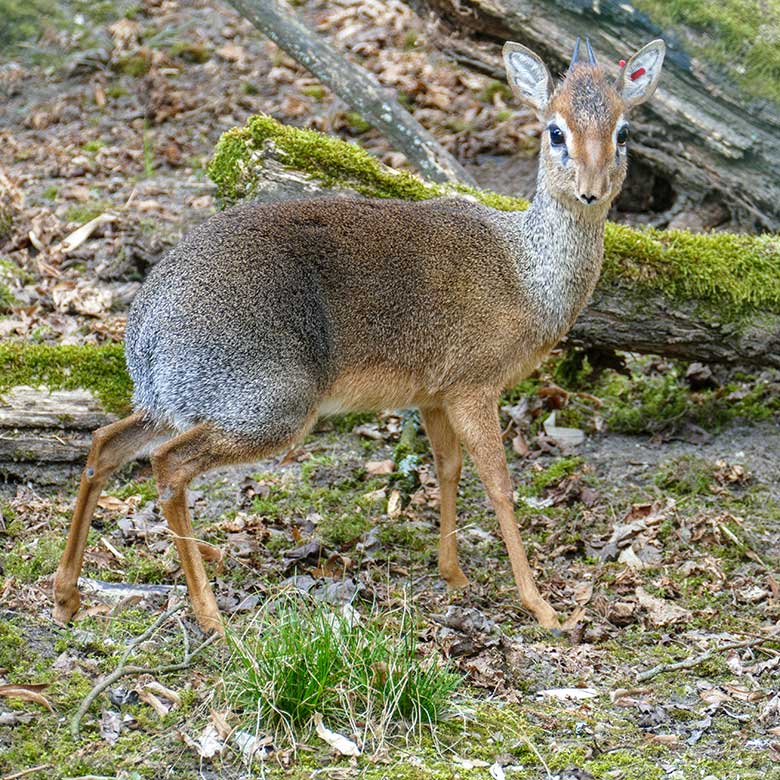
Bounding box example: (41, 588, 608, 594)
(421, 406, 468, 589)
(150, 424, 287, 635)
(53, 412, 166, 624)
(445, 393, 559, 629)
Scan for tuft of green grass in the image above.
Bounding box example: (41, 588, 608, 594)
(225, 591, 459, 748)
(655, 454, 717, 496)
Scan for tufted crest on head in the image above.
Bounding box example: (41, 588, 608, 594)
(549, 64, 622, 135)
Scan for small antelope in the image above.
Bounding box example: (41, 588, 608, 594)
(53, 38, 665, 634)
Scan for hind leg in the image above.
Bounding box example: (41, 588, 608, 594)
(53, 412, 168, 624)
(150, 416, 314, 635)
(421, 407, 468, 589)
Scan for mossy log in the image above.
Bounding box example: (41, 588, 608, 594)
(208, 115, 780, 369)
(0, 343, 126, 481)
(408, 0, 780, 231)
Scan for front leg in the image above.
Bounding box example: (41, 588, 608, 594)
(445, 393, 559, 629)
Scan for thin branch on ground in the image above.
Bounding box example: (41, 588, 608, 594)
(70, 603, 219, 738)
(636, 631, 780, 682)
(1, 765, 53, 780)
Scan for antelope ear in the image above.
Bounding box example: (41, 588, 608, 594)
(503, 41, 553, 117)
(616, 39, 666, 107)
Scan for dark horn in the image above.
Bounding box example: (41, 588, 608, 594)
(585, 37, 597, 65)
(568, 37, 581, 70)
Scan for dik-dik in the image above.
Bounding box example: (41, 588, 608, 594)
(53, 38, 665, 634)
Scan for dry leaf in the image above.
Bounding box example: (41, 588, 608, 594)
(59, 213, 117, 253)
(646, 733, 680, 747)
(0, 683, 54, 712)
(387, 489, 401, 518)
(726, 649, 743, 676)
(635, 587, 691, 627)
(100, 709, 122, 744)
(181, 724, 225, 759)
(210, 709, 232, 740)
(573, 581, 593, 606)
(618, 545, 645, 570)
(314, 713, 361, 756)
(216, 43, 245, 62)
(145, 681, 180, 706)
(490, 763, 506, 780)
(365, 459, 395, 475)
(543, 410, 584, 448)
(138, 688, 171, 717)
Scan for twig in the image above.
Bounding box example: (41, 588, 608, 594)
(636, 632, 780, 682)
(2, 765, 52, 780)
(70, 604, 219, 738)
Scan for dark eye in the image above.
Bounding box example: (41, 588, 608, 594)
(617, 125, 630, 145)
(548, 124, 565, 146)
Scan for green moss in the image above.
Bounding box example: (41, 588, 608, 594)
(601, 223, 780, 317)
(655, 455, 716, 496)
(2, 534, 62, 581)
(317, 511, 371, 548)
(632, 0, 780, 103)
(0, 342, 132, 414)
(64, 198, 111, 224)
(593, 358, 779, 435)
(115, 49, 153, 77)
(169, 40, 211, 63)
(208, 115, 780, 318)
(530, 456, 584, 492)
(109, 477, 158, 503)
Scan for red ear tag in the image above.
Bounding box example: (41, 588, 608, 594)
(618, 59, 626, 68)
(630, 66, 646, 81)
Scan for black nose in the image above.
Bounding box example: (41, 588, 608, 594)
(580, 194, 598, 204)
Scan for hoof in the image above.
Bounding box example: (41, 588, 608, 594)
(196, 611, 225, 637)
(441, 569, 470, 590)
(534, 605, 561, 631)
(52, 588, 80, 625)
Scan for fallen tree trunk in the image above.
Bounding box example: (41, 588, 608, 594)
(207, 115, 780, 369)
(407, 0, 780, 231)
(224, 0, 475, 186)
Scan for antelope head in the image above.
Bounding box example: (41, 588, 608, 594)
(503, 36, 666, 213)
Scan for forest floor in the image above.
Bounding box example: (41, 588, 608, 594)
(1, 1, 780, 778)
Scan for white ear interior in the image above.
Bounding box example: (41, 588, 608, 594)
(618, 40, 666, 107)
(503, 42, 553, 115)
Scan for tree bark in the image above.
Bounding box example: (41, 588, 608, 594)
(408, 0, 780, 231)
(0, 386, 116, 483)
(225, 0, 476, 186)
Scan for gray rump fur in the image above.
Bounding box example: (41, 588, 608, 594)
(125, 197, 531, 441)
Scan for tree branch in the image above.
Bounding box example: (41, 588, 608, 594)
(225, 0, 476, 186)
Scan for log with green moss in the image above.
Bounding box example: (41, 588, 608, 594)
(0, 343, 127, 482)
(207, 114, 780, 369)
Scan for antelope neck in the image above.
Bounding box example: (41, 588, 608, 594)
(499, 167, 606, 341)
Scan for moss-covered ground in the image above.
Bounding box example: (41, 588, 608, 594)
(632, 0, 780, 104)
(2, 354, 780, 776)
